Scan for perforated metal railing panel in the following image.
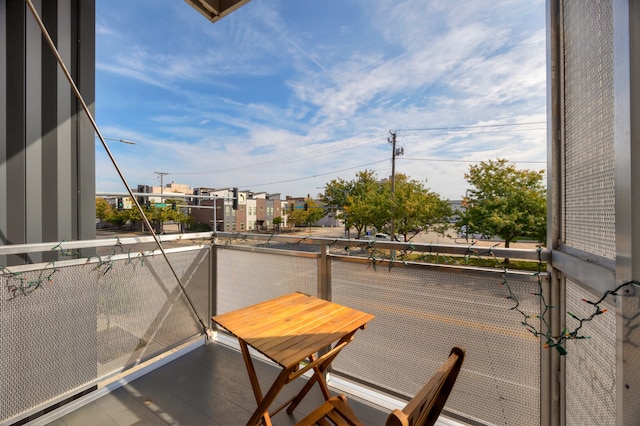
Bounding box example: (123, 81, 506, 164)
(0, 248, 209, 423)
(329, 260, 542, 426)
(565, 279, 616, 425)
(96, 249, 210, 377)
(562, 0, 615, 260)
(215, 249, 317, 315)
(1, 266, 98, 422)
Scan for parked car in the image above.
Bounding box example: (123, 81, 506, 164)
(374, 233, 391, 241)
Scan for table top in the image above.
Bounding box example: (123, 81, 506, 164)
(212, 292, 375, 369)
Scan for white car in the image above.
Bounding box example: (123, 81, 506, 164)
(373, 233, 391, 241)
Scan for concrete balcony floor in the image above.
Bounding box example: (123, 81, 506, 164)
(45, 341, 387, 426)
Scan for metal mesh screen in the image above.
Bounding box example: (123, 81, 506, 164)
(562, 0, 615, 259)
(97, 249, 210, 377)
(1, 266, 98, 422)
(329, 260, 542, 426)
(0, 248, 209, 423)
(215, 249, 317, 315)
(565, 278, 616, 425)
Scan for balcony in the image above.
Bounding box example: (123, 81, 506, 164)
(0, 231, 583, 426)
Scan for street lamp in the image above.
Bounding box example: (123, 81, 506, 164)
(95, 135, 137, 145)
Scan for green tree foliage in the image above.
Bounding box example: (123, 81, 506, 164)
(384, 174, 453, 241)
(106, 210, 130, 228)
(321, 171, 452, 240)
(304, 199, 325, 225)
(101, 198, 191, 232)
(95, 197, 113, 221)
(273, 216, 283, 232)
(288, 199, 324, 227)
(287, 208, 305, 227)
(322, 171, 378, 238)
(457, 159, 547, 248)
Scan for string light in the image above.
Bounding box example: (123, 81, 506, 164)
(2, 236, 166, 300)
(361, 239, 629, 355)
(4, 234, 632, 356)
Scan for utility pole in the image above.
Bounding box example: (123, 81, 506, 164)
(154, 171, 169, 195)
(154, 171, 169, 234)
(212, 195, 218, 236)
(388, 130, 403, 259)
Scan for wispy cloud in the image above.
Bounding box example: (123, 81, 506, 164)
(95, 0, 547, 200)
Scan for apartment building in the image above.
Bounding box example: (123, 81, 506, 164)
(188, 188, 283, 232)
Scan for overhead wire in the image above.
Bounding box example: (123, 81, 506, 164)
(170, 131, 389, 176)
(401, 157, 546, 164)
(397, 121, 546, 132)
(238, 121, 547, 189)
(169, 122, 545, 182)
(241, 159, 389, 188)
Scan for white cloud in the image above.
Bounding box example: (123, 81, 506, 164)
(95, 0, 547, 200)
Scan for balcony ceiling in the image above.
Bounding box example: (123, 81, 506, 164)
(184, 0, 252, 24)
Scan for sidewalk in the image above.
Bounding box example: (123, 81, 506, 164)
(305, 226, 542, 250)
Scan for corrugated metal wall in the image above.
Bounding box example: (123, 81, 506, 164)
(0, 0, 95, 266)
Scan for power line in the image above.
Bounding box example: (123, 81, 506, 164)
(167, 124, 544, 177)
(397, 121, 546, 132)
(241, 159, 389, 188)
(169, 132, 389, 176)
(145, 122, 548, 189)
(401, 157, 546, 164)
(238, 155, 546, 191)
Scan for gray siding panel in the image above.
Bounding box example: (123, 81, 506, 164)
(0, 1, 7, 265)
(42, 0, 59, 249)
(76, 0, 96, 245)
(57, 0, 73, 241)
(5, 0, 27, 265)
(26, 0, 43, 263)
(1, 0, 95, 265)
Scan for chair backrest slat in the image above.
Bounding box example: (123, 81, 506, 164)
(385, 347, 465, 426)
(295, 346, 465, 426)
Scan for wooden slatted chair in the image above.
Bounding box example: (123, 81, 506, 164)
(295, 347, 465, 426)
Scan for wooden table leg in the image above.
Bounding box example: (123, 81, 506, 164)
(241, 340, 299, 426)
(287, 330, 356, 414)
(239, 341, 272, 426)
(286, 332, 355, 414)
(285, 355, 331, 414)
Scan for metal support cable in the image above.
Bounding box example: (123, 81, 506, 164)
(24, 0, 211, 338)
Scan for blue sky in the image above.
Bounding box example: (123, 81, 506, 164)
(95, 0, 547, 200)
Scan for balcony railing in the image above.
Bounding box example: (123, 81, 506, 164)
(1, 231, 552, 425)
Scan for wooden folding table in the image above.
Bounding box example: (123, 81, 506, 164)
(212, 292, 375, 426)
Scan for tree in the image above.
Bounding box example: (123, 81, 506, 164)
(322, 171, 451, 240)
(386, 175, 453, 241)
(273, 216, 283, 232)
(365, 174, 452, 242)
(457, 159, 547, 248)
(304, 199, 325, 225)
(320, 178, 351, 236)
(117, 201, 192, 233)
(287, 198, 325, 227)
(321, 170, 378, 238)
(105, 209, 130, 228)
(95, 197, 113, 222)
